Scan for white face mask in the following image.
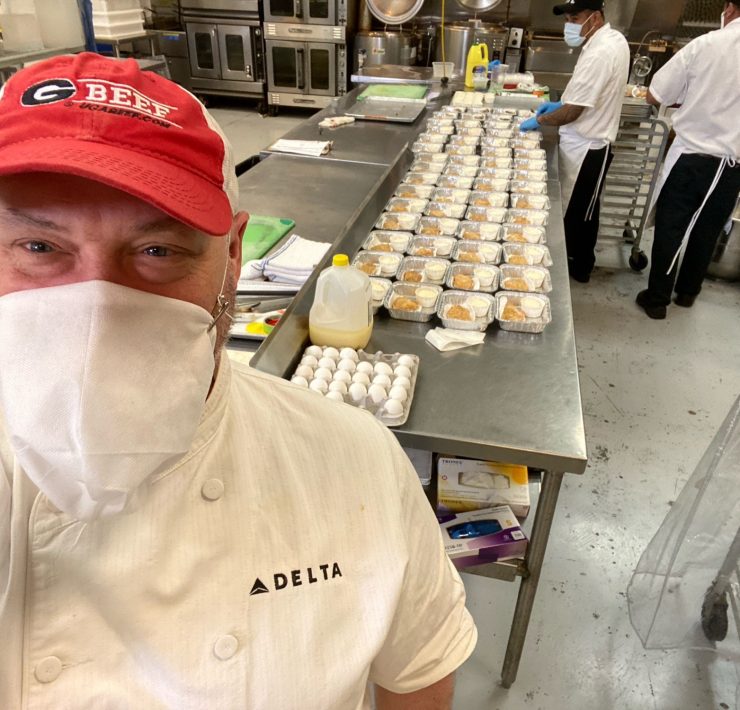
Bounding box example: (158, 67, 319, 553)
(0, 280, 218, 521)
(564, 13, 595, 48)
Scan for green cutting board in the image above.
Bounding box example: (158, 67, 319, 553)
(358, 84, 429, 101)
(242, 215, 295, 263)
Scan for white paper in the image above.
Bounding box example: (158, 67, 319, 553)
(425, 327, 486, 352)
(269, 139, 333, 157)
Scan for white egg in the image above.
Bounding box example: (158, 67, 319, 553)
(352, 372, 370, 386)
(368, 384, 387, 404)
(333, 370, 352, 384)
(325, 390, 345, 402)
(397, 354, 415, 368)
(337, 358, 357, 373)
(373, 362, 393, 377)
(305, 345, 323, 359)
(389, 385, 408, 402)
(394, 365, 412, 379)
(318, 357, 337, 371)
(323, 347, 340, 360)
(356, 361, 374, 376)
(313, 367, 333, 382)
(291, 376, 308, 387)
(384, 399, 404, 417)
(309, 379, 328, 394)
(372, 374, 392, 389)
(295, 365, 313, 380)
(301, 355, 319, 368)
(393, 375, 411, 390)
(348, 382, 367, 402)
(339, 348, 359, 362)
(328, 380, 348, 394)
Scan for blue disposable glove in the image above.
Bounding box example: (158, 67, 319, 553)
(536, 100, 563, 117)
(519, 116, 540, 132)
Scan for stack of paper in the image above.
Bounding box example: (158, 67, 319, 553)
(269, 139, 333, 157)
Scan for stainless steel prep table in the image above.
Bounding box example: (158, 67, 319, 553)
(260, 85, 450, 167)
(246, 110, 588, 687)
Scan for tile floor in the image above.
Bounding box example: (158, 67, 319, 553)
(213, 103, 740, 710)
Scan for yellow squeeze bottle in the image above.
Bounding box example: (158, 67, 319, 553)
(464, 43, 489, 89)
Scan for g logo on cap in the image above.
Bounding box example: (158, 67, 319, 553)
(21, 79, 76, 106)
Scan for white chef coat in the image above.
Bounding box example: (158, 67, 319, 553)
(646, 19, 740, 237)
(0, 356, 477, 709)
(560, 22, 630, 145)
(649, 19, 740, 161)
(557, 23, 630, 211)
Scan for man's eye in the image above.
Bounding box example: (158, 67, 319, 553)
(24, 241, 54, 253)
(143, 246, 171, 257)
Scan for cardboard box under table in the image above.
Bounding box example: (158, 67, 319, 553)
(438, 505, 528, 569)
(437, 457, 530, 518)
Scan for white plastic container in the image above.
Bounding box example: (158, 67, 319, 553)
(93, 7, 143, 37)
(309, 254, 373, 349)
(0, 0, 44, 51)
(92, 0, 141, 11)
(35, 0, 84, 48)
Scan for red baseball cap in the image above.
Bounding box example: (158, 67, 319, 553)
(0, 52, 238, 235)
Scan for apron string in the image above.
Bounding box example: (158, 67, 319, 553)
(666, 155, 735, 274)
(585, 143, 611, 222)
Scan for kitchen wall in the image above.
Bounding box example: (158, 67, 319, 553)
(402, 0, 690, 40)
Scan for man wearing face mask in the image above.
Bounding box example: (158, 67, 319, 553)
(520, 0, 629, 283)
(0, 54, 477, 709)
(635, 1, 740, 319)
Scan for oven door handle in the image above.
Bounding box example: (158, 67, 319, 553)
(296, 48, 305, 89)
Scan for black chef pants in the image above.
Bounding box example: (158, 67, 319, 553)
(646, 153, 740, 306)
(564, 145, 614, 281)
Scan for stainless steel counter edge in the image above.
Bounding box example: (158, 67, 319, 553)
(251, 122, 588, 475)
(249, 146, 413, 377)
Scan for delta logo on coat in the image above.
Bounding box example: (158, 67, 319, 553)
(250, 562, 343, 595)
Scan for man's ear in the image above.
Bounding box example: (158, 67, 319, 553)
(229, 211, 248, 276)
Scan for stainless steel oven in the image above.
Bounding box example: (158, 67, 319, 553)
(183, 0, 265, 100)
(265, 23, 346, 109)
(263, 0, 355, 27)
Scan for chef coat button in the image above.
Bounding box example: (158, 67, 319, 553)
(201, 478, 224, 501)
(214, 634, 239, 660)
(34, 656, 62, 683)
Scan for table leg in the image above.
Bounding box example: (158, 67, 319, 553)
(501, 470, 564, 688)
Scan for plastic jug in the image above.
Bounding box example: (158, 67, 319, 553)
(0, 0, 44, 52)
(464, 42, 489, 89)
(309, 254, 373, 349)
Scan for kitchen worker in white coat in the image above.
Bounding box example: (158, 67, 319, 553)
(635, 1, 740, 319)
(520, 0, 629, 283)
(0, 53, 477, 709)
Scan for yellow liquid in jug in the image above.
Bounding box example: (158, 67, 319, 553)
(309, 322, 373, 349)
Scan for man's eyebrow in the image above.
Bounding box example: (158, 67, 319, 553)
(1, 207, 64, 231)
(136, 216, 196, 236)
